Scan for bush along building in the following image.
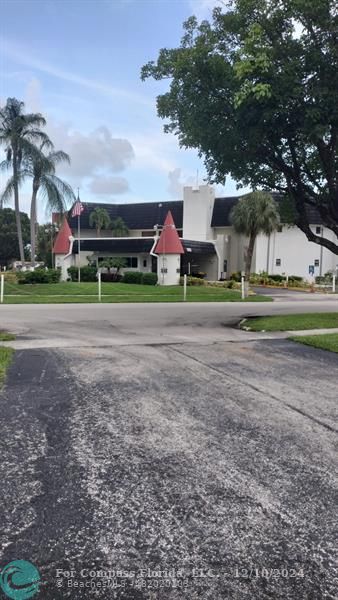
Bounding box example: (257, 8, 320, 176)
(53, 185, 338, 284)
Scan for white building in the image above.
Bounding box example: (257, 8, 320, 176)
(53, 185, 338, 283)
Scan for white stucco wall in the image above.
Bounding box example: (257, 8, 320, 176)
(157, 254, 181, 285)
(183, 185, 215, 241)
(255, 226, 338, 280)
(55, 253, 74, 281)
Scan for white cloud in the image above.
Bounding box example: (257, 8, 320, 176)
(45, 121, 134, 179)
(89, 175, 129, 195)
(167, 168, 198, 198)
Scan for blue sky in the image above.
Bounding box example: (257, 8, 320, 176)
(1, 0, 242, 221)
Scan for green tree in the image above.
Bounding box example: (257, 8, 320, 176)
(89, 207, 111, 237)
(99, 257, 126, 281)
(141, 0, 338, 254)
(231, 191, 280, 294)
(36, 223, 60, 268)
(28, 146, 74, 267)
(0, 208, 30, 266)
(3, 145, 75, 267)
(0, 98, 51, 261)
(111, 216, 129, 237)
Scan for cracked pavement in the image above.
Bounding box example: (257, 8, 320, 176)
(0, 302, 337, 599)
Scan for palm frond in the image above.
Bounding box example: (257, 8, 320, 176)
(0, 159, 12, 173)
(0, 169, 30, 205)
(39, 173, 75, 213)
(48, 150, 71, 166)
(22, 113, 47, 128)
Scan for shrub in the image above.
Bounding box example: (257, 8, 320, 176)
(101, 272, 123, 283)
(230, 271, 242, 282)
(289, 275, 303, 282)
(227, 279, 238, 289)
(142, 272, 158, 285)
(79, 266, 97, 282)
(123, 271, 143, 284)
(1, 272, 18, 283)
(268, 274, 284, 282)
(67, 266, 97, 282)
(18, 268, 60, 284)
(179, 276, 205, 286)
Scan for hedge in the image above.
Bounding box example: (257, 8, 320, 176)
(18, 268, 60, 284)
(142, 272, 158, 285)
(68, 266, 97, 282)
(122, 271, 143, 284)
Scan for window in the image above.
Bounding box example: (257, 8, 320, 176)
(98, 256, 138, 268)
(314, 259, 320, 267)
(315, 226, 321, 234)
(143, 259, 147, 268)
(276, 258, 281, 266)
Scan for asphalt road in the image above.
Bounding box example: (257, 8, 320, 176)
(1, 296, 338, 348)
(0, 300, 337, 599)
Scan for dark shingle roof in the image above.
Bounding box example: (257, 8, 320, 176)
(212, 193, 323, 226)
(72, 237, 216, 256)
(70, 193, 323, 234)
(69, 201, 183, 231)
(211, 197, 240, 227)
(72, 238, 154, 254)
(182, 240, 216, 254)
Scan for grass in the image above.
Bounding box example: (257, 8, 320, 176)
(2, 282, 271, 304)
(290, 333, 338, 354)
(0, 331, 16, 341)
(241, 312, 338, 331)
(0, 347, 14, 387)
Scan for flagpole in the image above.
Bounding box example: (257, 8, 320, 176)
(78, 213, 81, 283)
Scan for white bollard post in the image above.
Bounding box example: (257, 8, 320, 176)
(183, 274, 187, 302)
(98, 271, 102, 302)
(333, 275, 336, 294)
(241, 275, 245, 300)
(0, 274, 4, 304)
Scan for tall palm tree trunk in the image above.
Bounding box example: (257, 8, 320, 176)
(13, 153, 25, 263)
(244, 232, 256, 297)
(30, 184, 38, 268)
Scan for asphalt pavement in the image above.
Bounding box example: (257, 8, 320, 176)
(0, 300, 337, 599)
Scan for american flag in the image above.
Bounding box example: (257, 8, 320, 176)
(71, 200, 84, 218)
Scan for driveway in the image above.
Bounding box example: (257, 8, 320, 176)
(0, 302, 337, 599)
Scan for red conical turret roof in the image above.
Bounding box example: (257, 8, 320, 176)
(155, 211, 184, 254)
(53, 218, 72, 254)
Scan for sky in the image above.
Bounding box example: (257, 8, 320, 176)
(1, 0, 242, 222)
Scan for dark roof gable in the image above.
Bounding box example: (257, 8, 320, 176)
(69, 200, 183, 231)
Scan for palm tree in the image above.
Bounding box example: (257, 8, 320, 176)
(0, 98, 51, 262)
(2, 145, 75, 267)
(29, 146, 75, 267)
(99, 257, 126, 281)
(230, 191, 280, 295)
(111, 216, 129, 237)
(89, 207, 111, 237)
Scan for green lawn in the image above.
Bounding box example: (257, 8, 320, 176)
(0, 347, 14, 386)
(2, 282, 271, 304)
(290, 333, 338, 353)
(241, 312, 338, 331)
(0, 331, 16, 341)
